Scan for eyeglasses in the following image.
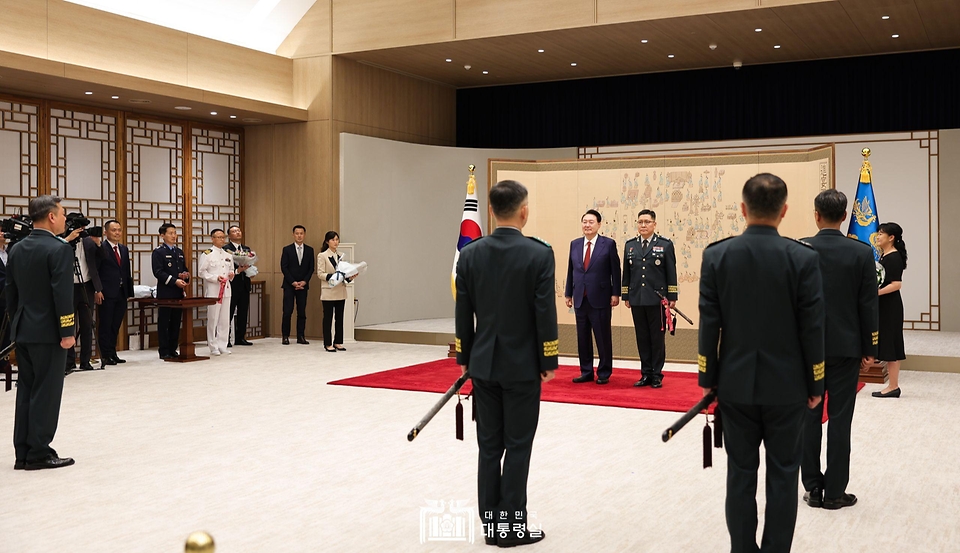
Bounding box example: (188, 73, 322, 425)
(637, 220, 655, 226)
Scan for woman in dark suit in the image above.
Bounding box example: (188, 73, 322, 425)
(316, 231, 353, 352)
(872, 222, 907, 398)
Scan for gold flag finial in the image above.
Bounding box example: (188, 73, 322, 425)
(185, 531, 215, 553)
(859, 148, 872, 183)
(467, 164, 476, 195)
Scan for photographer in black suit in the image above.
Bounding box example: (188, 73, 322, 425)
(280, 225, 314, 345)
(8, 196, 77, 470)
(800, 190, 878, 511)
(67, 231, 103, 372)
(98, 220, 134, 366)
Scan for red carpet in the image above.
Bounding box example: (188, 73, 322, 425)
(329, 358, 715, 414)
(330, 358, 866, 417)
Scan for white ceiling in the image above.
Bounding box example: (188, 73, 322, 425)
(64, 0, 317, 54)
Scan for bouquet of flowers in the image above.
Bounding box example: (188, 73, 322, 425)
(231, 250, 259, 278)
(328, 260, 367, 288)
(875, 261, 885, 289)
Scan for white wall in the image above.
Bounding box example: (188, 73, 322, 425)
(340, 134, 576, 326)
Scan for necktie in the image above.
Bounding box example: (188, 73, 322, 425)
(297, 245, 302, 263)
(642, 239, 649, 251)
(114, 245, 121, 265)
(583, 241, 592, 271)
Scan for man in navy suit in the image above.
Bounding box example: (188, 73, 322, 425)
(564, 209, 621, 384)
(97, 220, 134, 367)
(279, 225, 314, 345)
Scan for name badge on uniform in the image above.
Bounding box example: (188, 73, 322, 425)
(653, 246, 664, 252)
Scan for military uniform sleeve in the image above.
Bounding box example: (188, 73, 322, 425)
(665, 240, 678, 301)
(535, 248, 559, 372)
(454, 253, 474, 366)
(153, 249, 176, 286)
(797, 251, 826, 398)
(621, 242, 631, 300)
(198, 252, 217, 283)
(697, 250, 721, 389)
(859, 249, 880, 358)
(563, 242, 574, 298)
(51, 242, 76, 338)
(609, 239, 622, 294)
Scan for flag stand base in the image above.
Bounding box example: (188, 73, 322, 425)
(448, 342, 457, 358)
(859, 360, 888, 384)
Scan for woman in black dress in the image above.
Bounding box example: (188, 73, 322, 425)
(872, 222, 907, 398)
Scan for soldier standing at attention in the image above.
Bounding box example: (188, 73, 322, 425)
(198, 229, 235, 356)
(9, 195, 77, 471)
(455, 179, 557, 548)
(622, 209, 677, 388)
(698, 173, 825, 553)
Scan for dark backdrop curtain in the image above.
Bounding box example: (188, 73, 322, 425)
(456, 49, 960, 149)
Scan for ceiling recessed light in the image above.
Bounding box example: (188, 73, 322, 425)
(641, 39, 648, 44)
(538, 49, 544, 53)
(881, 15, 890, 20)
(111, 95, 119, 99)
(774, 45, 781, 49)
(174, 106, 192, 111)
(755, 28, 762, 32)
(570, 62, 577, 66)
(210, 111, 218, 115)
(230, 115, 237, 119)
(892, 34, 899, 38)
(482, 70, 489, 74)
(84, 91, 93, 95)
(668, 54, 675, 58)
(445, 58, 452, 62)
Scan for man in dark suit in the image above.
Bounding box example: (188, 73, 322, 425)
(280, 225, 314, 345)
(152, 223, 190, 359)
(224, 225, 253, 346)
(68, 233, 103, 372)
(456, 179, 557, 548)
(699, 173, 825, 553)
(98, 220, 134, 367)
(8, 195, 77, 470)
(800, 189, 879, 511)
(622, 209, 677, 388)
(564, 209, 620, 384)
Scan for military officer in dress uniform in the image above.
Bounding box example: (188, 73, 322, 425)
(800, 190, 878, 511)
(9, 195, 77, 470)
(455, 180, 557, 548)
(698, 173, 825, 553)
(152, 223, 190, 360)
(198, 229, 235, 356)
(622, 209, 677, 388)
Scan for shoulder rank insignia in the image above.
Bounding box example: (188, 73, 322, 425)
(56, 236, 68, 244)
(529, 236, 551, 248)
(202, 248, 212, 255)
(656, 234, 672, 243)
(785, 236, 814, 248)
(704, 235, 735, 250)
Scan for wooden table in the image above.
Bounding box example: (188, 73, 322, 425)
(131, 297, 218, 363)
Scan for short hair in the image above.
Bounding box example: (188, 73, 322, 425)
(814, 189, 847, 223)
(29, 195, 62, 222)
(742, 173, 788, 220)
(210, 228, 225, 237)
(228, 225, 241, 233)
(293, 225, 306, 233)
(638, 209, 657, 221)
(104, 219, 120, 231)
(489, 180, 528, 219)
(159, 223, 176, 235)
(582, 209, 602, 224)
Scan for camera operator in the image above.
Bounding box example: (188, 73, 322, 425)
(8, 195, 77, 471)
(66, 224, 103, 373)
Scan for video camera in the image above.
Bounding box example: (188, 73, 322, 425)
(1, 214, 34, 247)
(63, 212, 102, 246)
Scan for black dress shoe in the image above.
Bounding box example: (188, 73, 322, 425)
(572, 374, 594, 383)
(64, 366, 76, 376)
(227, 342, 233, 348)
(299, 338, 311, 345)
(102, 357, 117, 366)
(803, 487, 823, 508)
(334, 345, 345, 350)
(498, 530, 545, 548)
(14, 460, 25, 470)
(871, 388, 901, 398)
(651, 377, 663, 389)
(823, 493, 858, 510)
(236, 340, 253, 346)
(325, 347, 337, 353)
(634, 375, 652, 387)
(76, 363, 95, 372)
(282, 337, 290, 345)
(112, 356, 126, 364)
(596, 378, 609, 385)
(485, 536, 497, 546)
(24, 455, 75, 471)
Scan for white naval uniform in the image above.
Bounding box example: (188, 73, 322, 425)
(199, 246, 234, 354)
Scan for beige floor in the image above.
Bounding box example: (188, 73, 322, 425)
(1, 339, 958, 553)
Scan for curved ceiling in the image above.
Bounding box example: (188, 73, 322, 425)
(64, 0, 317, 54)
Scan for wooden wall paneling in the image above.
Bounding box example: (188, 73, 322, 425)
(293, 55, 333, 122)
(0, 95, 40, 217)
(0, 0, 48, 59)
(598, 0, 756, 24)
(186, 36, 294, 107)
(276, 0, 333, 58)
(838, 1, 931, 52)
(39, 100, 50, 195)
(771, 2, 873, 57)
(47, 0, 190, 87)
(332, 0, 454, 53)
(915, 0, 960, 48)
(455, 0, 596, 39)
(703, 6, 819, 62)
(241, 124, 277, 335)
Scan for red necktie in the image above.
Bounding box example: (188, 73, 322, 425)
(114, 245, 121, 265)
(584, 241, 592, 271)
